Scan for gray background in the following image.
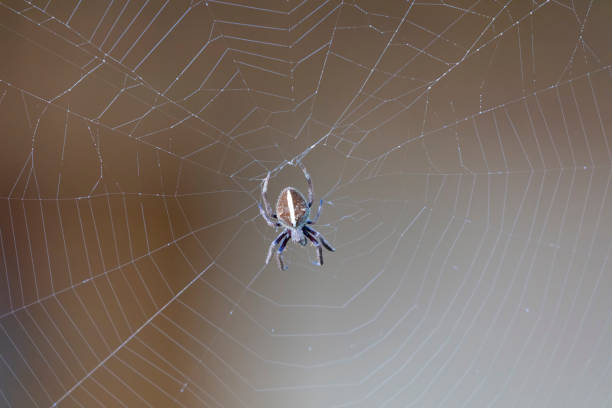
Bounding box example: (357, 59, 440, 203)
(1, 0, 612, 407)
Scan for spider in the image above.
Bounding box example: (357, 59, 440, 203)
(259, 163, 335, 270)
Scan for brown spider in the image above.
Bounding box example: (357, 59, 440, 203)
(259, 163, 335, 270)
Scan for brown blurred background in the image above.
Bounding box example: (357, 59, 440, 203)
(1, 0, 612, 407)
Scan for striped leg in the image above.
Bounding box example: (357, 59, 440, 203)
(267, 230, 288, 265)
(304, 226, 335, 252)
(304, 229, 323, 266)
(277, 234, 291, 270)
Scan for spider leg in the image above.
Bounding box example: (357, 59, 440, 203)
(304, 229, 323, 266)
(298, 162, 313, 208)
(307, 199, 324, 225)
(266, 230, 288, 265)
(259, 203, 281, 228)
(261, 171, 275, 216)
(304, 226, 335, 252)
(277, 234, 291, 271)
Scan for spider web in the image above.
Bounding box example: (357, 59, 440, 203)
(1, 0, 612, 407)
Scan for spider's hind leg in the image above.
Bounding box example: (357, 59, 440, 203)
(304, 226, 335, 252)
(304, 229, 324, 266)
(267, 231, 288, 265)
(277, 234, 291, 270)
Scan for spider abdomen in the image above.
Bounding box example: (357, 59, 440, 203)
(276, 187, 309, 228)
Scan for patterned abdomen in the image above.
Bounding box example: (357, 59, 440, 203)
(276, 187, 309, 227)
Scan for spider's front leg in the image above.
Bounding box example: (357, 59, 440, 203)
(298, 162, 313, 208)
(307, 199, 324, 225)
(260, 171, 281, 227)
(261, 171, 275, 214)
(259, 203, 280, 228)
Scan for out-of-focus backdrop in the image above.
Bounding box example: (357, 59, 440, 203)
(1, 1, 612, 407)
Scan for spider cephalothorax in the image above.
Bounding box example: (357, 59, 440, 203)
(259, 163, 335, 270)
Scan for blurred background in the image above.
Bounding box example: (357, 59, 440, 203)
(1, 0, 612, 407)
